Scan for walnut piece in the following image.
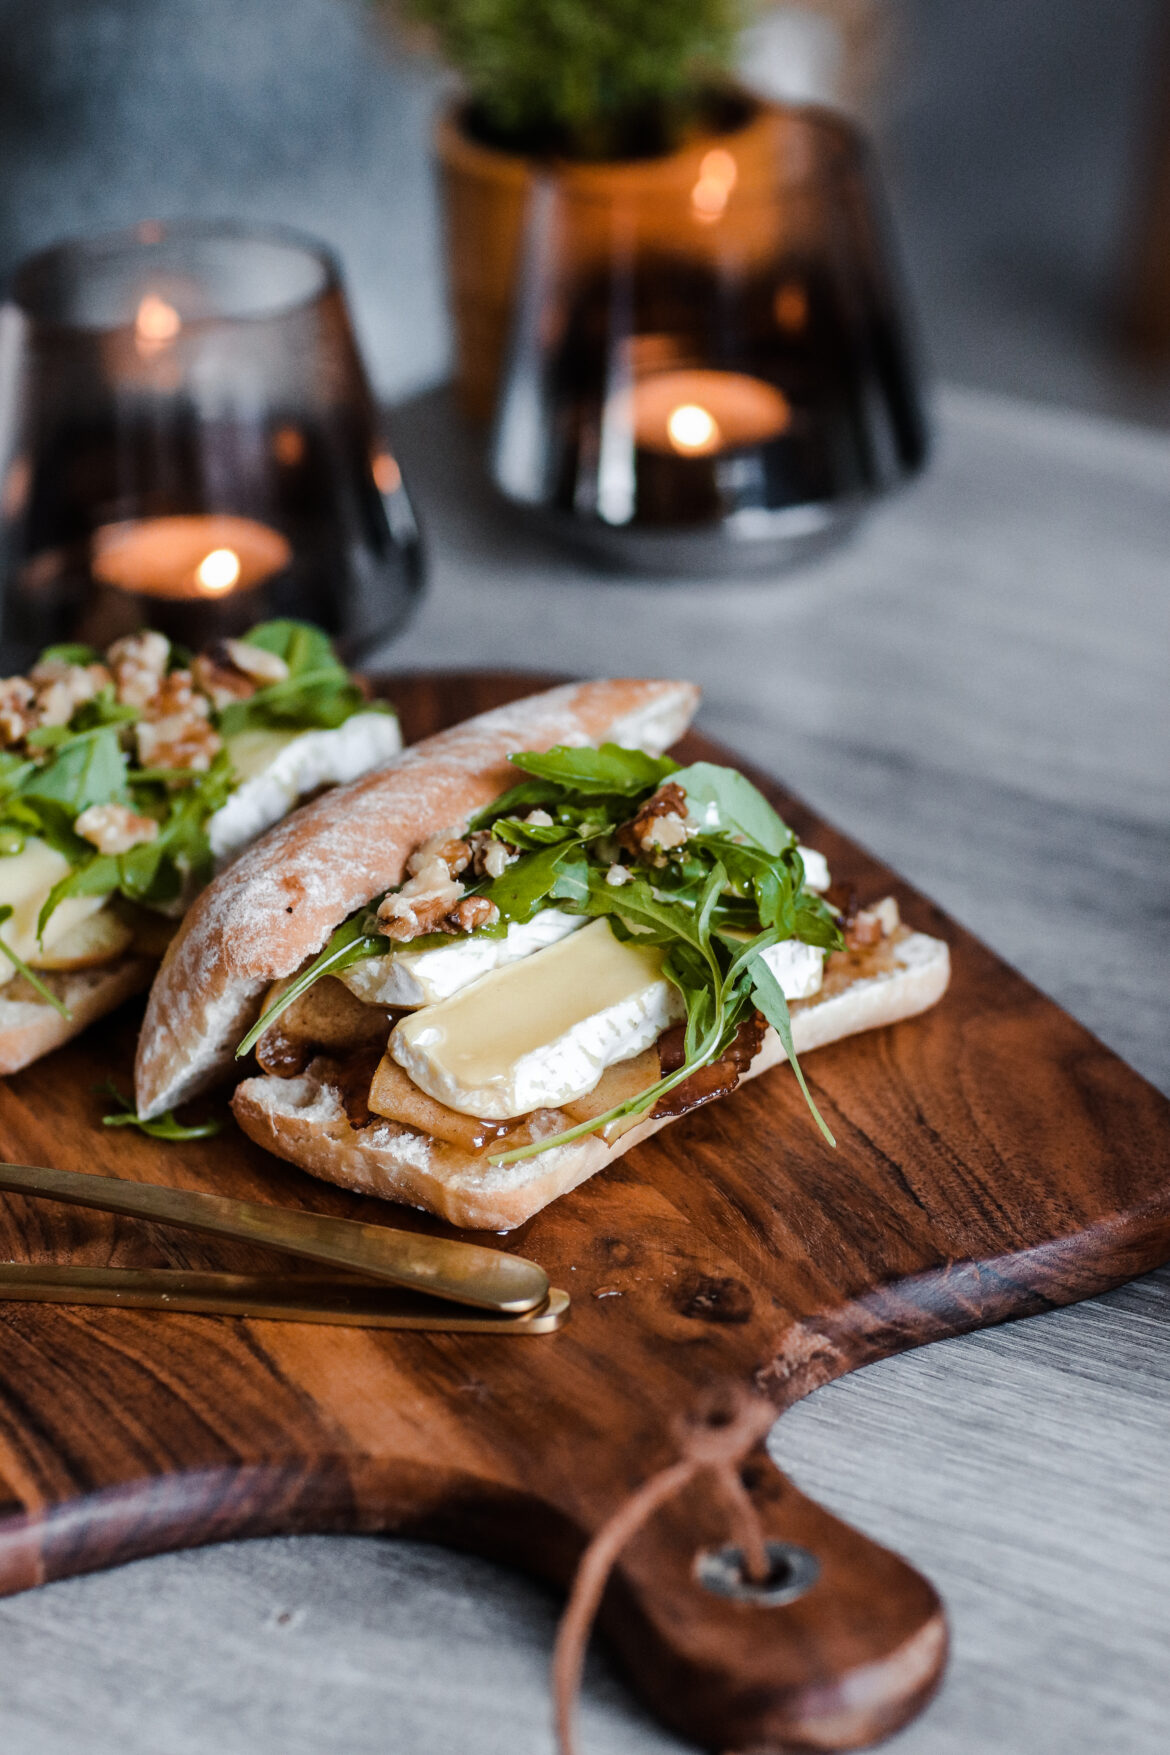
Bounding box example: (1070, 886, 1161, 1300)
(377, 855, 467, 941)
(446, 896, 499, 934)
(221, 638, 289, 685)
(376, 843, 500, 943)
(845, 895, 901, 950)
(30, 658, 111, 729)
(467, 829, 517, 880)
(135, 669, 222, 772)
(618, 781, 690, 862)
(406, 834, 471, 880)
(107, 630, 170, 709)
(0, 677, 34, 746)
(75, 801, 159, 856)
(191, 650, 255, 709)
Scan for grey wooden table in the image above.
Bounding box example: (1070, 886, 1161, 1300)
(0, 386, 1166, 1755)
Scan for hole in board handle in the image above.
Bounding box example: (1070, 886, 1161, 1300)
(695, 1541, 819, 1606)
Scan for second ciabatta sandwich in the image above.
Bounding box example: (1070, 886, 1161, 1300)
(135, 679, 949, 1230)
(0, 619, 400, 1074)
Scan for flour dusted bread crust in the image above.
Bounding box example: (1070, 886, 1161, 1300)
(231, 927, 950, 1231)
(0, 958, 155, 1077)
(135, 680, 701, 1119)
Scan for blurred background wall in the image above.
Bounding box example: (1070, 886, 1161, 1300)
(1, 0, 1167, 423)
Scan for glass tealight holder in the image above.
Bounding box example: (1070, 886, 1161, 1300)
(0, 221, 422, 667)
(489, 104, 928, 573)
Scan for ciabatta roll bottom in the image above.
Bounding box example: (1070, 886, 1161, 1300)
(232, 927, 950, 1231)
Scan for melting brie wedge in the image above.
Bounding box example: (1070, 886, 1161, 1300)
(390, 918, 685, 1120)
(342, 907, 586, 1009)
(0, 838, 111, 986)
(209, 711, 402, 865)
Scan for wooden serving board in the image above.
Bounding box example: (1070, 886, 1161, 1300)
(0, 672, 1167, 1752)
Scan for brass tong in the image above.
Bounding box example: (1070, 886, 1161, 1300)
(0, 1162, 568, 1335)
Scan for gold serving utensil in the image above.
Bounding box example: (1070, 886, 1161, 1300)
(0, 1162, 551, 1316)
(0, 1264, 569, 1333)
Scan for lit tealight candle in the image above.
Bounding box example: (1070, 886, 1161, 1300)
(92, 514, 292, 601)
(631, 370, 790, 457)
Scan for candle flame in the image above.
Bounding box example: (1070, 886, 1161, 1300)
(135, 295, 182, 344)
(372, 452, 401, 495)
(195, 547, 242, 594)
(691, 148, 738, 221)
(667, 403, 721, 455)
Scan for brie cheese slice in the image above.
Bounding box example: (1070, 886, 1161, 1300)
(390, 918, 685, 1119)
(209, 711, 402, 865)
(341, 907, 586, 1009)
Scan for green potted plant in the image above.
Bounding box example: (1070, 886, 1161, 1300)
(397, 0, 769, 418)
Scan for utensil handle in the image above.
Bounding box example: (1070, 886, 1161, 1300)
(0, 1263, 568, 1332)
(0, 1162, 548, 1313)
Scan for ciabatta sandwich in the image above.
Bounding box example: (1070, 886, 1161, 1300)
(0, 620, 401, 1073)
(136, 679, 949, 1228)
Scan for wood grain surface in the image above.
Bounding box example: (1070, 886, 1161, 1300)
(0, 670, 1166, 1752)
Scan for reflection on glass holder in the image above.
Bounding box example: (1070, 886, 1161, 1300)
(489, 104, 928, 574)
(0, 222, 422, 666)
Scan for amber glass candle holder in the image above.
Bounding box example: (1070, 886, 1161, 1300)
(489, 104, 927, 573)
(0, 222, 422, 666)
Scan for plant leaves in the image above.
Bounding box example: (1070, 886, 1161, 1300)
(19, 725, 128, 814)
(98, 1082, 222, 1140)
(748, 949, 835, 1146)
(671, 761, 794, 855)
(0, 905, 72, 1018)
(509, 742, 679, 797)
(215, 619, 368, 734)
(235, 914, 386, 1059)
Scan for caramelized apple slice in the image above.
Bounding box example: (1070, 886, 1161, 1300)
(255, 976, 392, 1075)
(27, 906, 134, 971)
(368, 1054, 514, 1153)
(560, 1046, 660, 1138)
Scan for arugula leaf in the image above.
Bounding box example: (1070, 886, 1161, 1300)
(0, 906, 72, 1018)
(99, 1082, 222, 1140)
(39, 643, 101, 666)
(19, 724, 128, 815)
(485, 840, 580, 923)
(491, 815, 575, 849)
(748, 950, 835, 1146)
(671, 761, 794, 855)
(466, 779, 564, 831)
(215, 619, 368, 734)
(235, 914, 386, 1059)
(509, 743, 679, 797)
(0, 752, 36, 798)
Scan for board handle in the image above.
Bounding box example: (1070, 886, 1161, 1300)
(586, 1441, 946, 1752)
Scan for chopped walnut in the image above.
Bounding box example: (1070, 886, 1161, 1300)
(134, 669, 221, 772)
(406, 834, 471, 880)
(0, 677, 34, 746)
(376, 855, 467, 941)
(845, 896, 901, 951)
(446, 896, 500, 933)
(618, 782, 691, 862)
(221, 638, 289, 684)
(191, 650, 255, 709)
(107, 631, 170, 709)
(523, 808, 554, 828)
(75, 801, 159, 856)
(30, 658, 111, 728)
(467, 830, 517, 880)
